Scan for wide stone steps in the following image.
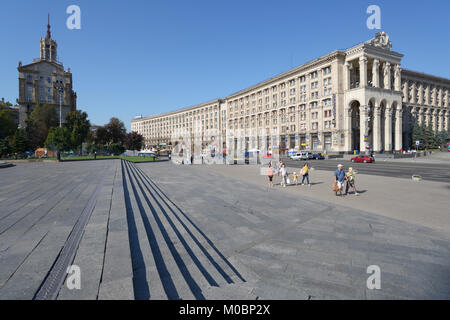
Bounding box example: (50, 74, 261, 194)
(121, 160, 252, 300)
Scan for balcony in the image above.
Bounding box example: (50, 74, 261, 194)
(33, 58, 64, 67)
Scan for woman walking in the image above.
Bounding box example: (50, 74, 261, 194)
(280, 164, 288, 187)
(267, 164, 274, 188)
(300, 162, 311, 187)
(345, 167, 359, 196)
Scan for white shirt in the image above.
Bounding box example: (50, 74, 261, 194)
(281, 168, 287, 176)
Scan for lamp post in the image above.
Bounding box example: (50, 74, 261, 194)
(54, 80, 64, 161)
(54, 80, 64, 128)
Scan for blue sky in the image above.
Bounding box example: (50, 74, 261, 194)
(1, 0, 449, 130)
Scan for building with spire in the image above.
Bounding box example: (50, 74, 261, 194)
(17, 15, 77, 127)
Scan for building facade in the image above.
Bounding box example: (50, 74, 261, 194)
(132, 32, 449, 154)
(17, 17, 77, 128)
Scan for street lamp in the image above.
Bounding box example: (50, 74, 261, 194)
(54, 80, 65, 128)
(53, 80, 64, 161)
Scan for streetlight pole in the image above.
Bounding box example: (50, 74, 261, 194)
(54, 80, 65, 161)
(54, 80, 64, 128)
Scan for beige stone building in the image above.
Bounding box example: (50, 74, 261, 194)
(17, 17, 77, 128)
(132, 32, 449, 154)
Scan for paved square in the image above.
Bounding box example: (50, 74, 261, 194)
(0, 160, 449, 299)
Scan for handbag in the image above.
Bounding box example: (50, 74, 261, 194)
(332, 183, 338, 192)
(287, 178, 290, 184)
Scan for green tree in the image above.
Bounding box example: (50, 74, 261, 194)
(45, 127, 71, 156)
(0, 107, 17, 139)
(94, 126, 109, 145)
(436, 130, 450, 148)
(0, 137, 11, 158)
(125, 131, 144, 151)
(65, 110, 91, 153)
(411, 122, 424, 150)
(11, 129, 28, 156)
(26, 104, 58, 150)
(105, 117, 126, 145)
(107, 143, 125, 156)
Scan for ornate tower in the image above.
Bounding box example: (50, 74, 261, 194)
(40, 14, 58, 63)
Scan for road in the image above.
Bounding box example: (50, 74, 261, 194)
(282, 158, 450, 183)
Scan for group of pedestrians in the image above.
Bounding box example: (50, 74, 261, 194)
(267, 160, 311, 188)
(334, 164, 359, 196)
(267, 160, 359, 197)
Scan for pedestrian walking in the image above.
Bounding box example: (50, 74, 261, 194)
(345, 167, 359, 196)
(267, 164, 274, 188)
(334, 164, 346, 196)
(280, 164, 288, 187)
(276, 160, 283, 176)
(300, 162, 311, 186)
(292, 172, 299, 185)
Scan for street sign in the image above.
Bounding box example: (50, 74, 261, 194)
(416, 141, 420, 146)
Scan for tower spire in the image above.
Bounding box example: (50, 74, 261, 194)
(46, 13, 51, 39)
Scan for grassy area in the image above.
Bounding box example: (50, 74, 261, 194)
(61, 155, 159, 163)
(1, 155, 160, 163)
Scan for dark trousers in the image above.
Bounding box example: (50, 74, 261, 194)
(301, 174, 309, 184)
(345, 181, 357, 194)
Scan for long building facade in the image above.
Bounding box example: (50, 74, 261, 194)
(131, 32, 449, 155)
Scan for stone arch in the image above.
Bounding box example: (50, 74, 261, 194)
(349, 100, 361, 152)
(367, 98, 377, 151)
(379, 99, 388, 152)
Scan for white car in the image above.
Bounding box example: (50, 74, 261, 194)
(290, 153, 303, 160)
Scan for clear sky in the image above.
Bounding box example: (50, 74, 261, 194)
(1, 0, 449, 131)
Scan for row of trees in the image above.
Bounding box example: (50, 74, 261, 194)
(411, 123, 449, 150)
(85, 118, 144, 156)
(0, 103, 144, 159)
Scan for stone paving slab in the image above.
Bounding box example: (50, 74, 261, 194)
(138, 162, 450, 299)
(1, 159, 449, 300)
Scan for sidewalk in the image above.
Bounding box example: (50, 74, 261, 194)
(203, 164, 450, 233)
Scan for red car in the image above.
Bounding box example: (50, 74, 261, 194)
(351, 155, 375, 163)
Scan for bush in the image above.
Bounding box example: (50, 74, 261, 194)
(107, 143, 125, 156)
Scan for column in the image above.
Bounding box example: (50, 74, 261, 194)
(431, 86, 437, 106)
(438, 87, 443, 107)
(373, 104, 382, 152)
(395, 106, 403, 151)
(417, 108, 424, 125)
(359, 57, 368, 88)
(383, 62, 391, 90)
(394, 64, 401, 91)
(424, 84, 430, 105)
(344, 107, 352, 152)
(438, 110, 444, 132)
(402, 80, 408, 103)
(432, 109, 438, 131)
(359, 105, 368, 153)
(372, 59, 380, 88)
(384, 105, 393, 152)
(344, 61, 351, 90)
(444, 111, 449, 131)
(445, 89, 449, 107)
(410, 81, 417, 104)
(418, 83, 424, 105)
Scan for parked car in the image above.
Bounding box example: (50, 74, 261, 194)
(290, 153, 303, 160)
(351, 155, 375, 163)
(312, 153, 325, 160)
(301, 151, 314, 160)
